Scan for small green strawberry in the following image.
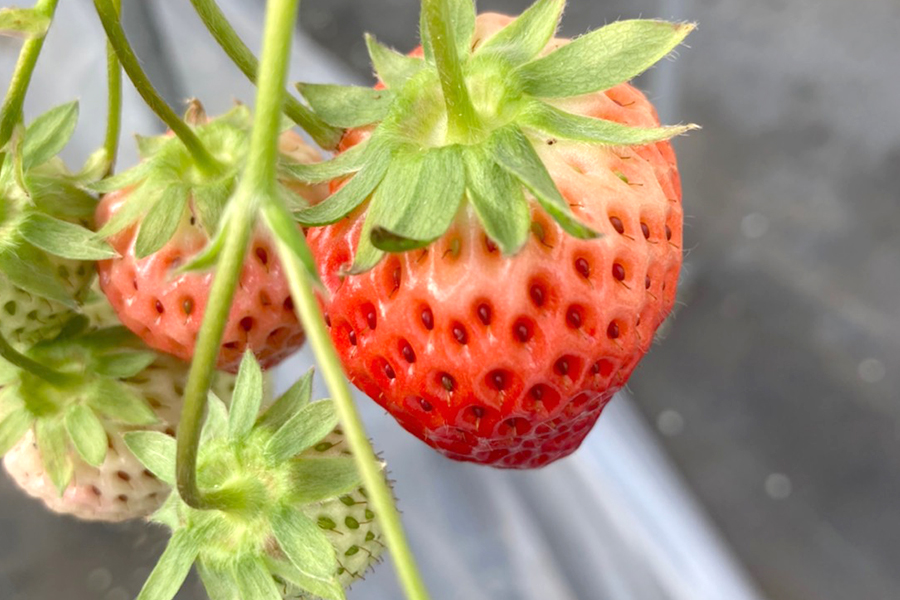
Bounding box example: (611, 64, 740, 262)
(126, 355, 385, 600)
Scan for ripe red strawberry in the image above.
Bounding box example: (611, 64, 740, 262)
(94, 105, 327, 372)
(295, 4, 694, 467)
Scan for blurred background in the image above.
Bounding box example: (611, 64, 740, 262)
(1, 0, 898, 599)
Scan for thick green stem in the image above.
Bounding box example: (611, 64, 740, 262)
(101, 0, 122, 175)
(264, 200, 431, 600)
(187, 0, 342, 150)
(0, 333, 75, 388)
(423, 0, 480, 143)
(93, 0, 224, 177)
(0, 0, 60, 149)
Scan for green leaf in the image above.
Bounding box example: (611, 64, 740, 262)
(0, 246, 77, 307)
(193, 178, 234, 235)
(271, 506, 337, 582)
(491, 126, 597, 240)
(25, 174, 98, 220)
(463, 145, 530, 254)
(134, 184, 189, 258)
(290, 457, 363, 504)
(149, 489, 181, 529)
(516, 20, 695, 98)
(64, 404, 108, 467)
(261, 198, 320, 285)
(19, 213, 117, 260)
(475, 0, 564, 65)
(96, 182, 163, 238)
(135, 529, 200, 600)
(0, 407, 34, 456)
(232, 557, 283, 600)
(265, 400, 338, 463)
(368, 145, 464, 253)
(229, 351, 263, 440)
(35, 417, 73, 494)
(257, 368, 313, 432)
(123, 431, 176, 485)
(93, 351, 158, 379)
(267, 559, 346, 600)
(521, 100, 697, 145)
(197, 562, 240, 600)
(88, 161, 153, 193)
(365, 33, 426, 89)
(88, 379, 158, 425)
(23, 102, 79, 169)
(0, 7, 51, 38)
(282, 138, 369, 184)
(201, 393, 230, 443)
(297, 83, 394, 129)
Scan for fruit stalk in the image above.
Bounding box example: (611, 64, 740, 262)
(0, 0, 60, 149)
(187, 0, 343, 150)
(93, 0, 225, 177)
(101, 0, 122, 175)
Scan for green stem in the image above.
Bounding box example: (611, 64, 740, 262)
(0, 0, 60, 149)
(0, 333, 75, 388)
(101, 0, 122, 175)
(93, 0, 225, 177)
(422, 0, 480, 143)
(264, 200, 431, 600)
(187, 0, 342, 150)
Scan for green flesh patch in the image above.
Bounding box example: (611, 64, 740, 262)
(294, 0, 695, 271)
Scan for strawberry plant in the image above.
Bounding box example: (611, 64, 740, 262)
(0, 0, 694, 598)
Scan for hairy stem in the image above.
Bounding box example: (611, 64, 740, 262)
(93, 0, 224, 177)
(188, 0, 342, 150)
(0, 0, 60, 149)
(264, 200, 431, 600)
(101, 0, 122, 175)
(0, 333, 75, 388)
(422, 0, 480, 143)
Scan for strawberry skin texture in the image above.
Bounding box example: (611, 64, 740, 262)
(308, 20, 682, 468)
(96, 192, 304, 373)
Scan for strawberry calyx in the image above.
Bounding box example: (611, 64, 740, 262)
(126, 354, 383, 600)
(288, 0, 696, 273)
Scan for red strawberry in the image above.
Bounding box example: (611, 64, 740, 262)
(296, 6, 694, 467)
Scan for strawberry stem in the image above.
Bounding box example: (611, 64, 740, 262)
(0, 332, 75, 388)
(93, 0, 226, 178)
(187, 0, 343, 150)
(0, 0, 59, 150)
(422, 0, 481, 143)
(101, 0, 122, 175)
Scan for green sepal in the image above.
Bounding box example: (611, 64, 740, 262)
(22, 101, 78, 170)
(25, 173, 98, 220)
(271, 506, 337, 582)
(135, 529, 201, 600)
(124, 430, 177, 486)
(64, 404, 108, 467)
(365, 33, 426, 89)
(193, 178, 233, 235)
(267, 559, 346, 600)
(0, 406, 34, 456)
(229, 351, 264, 440)
(256, 368, 313, 432)
(150, 491, 182, 530)
(0, 7, 51, 38)
(296, 83, 394, 129)
(135, 133, 171, 159)
(18, 213, 116, 260)
(475, 0, 564, 66)
(177, 228, 225, 274)
(96, 182, 162, 238)
(522, 100, 697, 145)
(282, 138, 369, 184)
(290, 457, 363, 505)
(88, 378, 158, 425)
(88, 161, 153, 193)
(265, 400, 338, 464)
(197, 562, 241, 600)
(233, 556, 283, 600)
(93, 351, 158, 379)
(515, 20, 695, 98)
(134, 184, 189, 258)
(201, 393, 230, 444)
(491, 125, 597, 240)
(35, 417, 73, 495)
(463, 145, 530, 254)
(0, 246, 77, 308)
(294, 140, 391, 226)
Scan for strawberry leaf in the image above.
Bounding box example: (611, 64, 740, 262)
(23, 102, 78, 169)
(25, 173, 98, 220)
(265, 400, 338, 464)
(267, 559, 346, 600)
(0, 246, 77, 307)
(134, 184, 189, 258)
(35, 417, 73, 495)
(0, 7, 51, 38)
(365, 34, 426, 89)
(18, 213, 117, 260)
(89, 379, 158, 425)
(491, 125, 598, 240)
(200, 393, 230, 444)
(124, 430, 177, 485)
(296, 83, 394, 129)
(289, 458, 363, 504)
(522, 100, 697, 145)
(197, 562, 241, 600)
(96, 182, 163, 237)
(229, 351, 264, 440)
(93, 351, 158, 379)
(193, 178, 234, 235)
(282, 138, 369, 184)
(463, 145, 530, 254)
(0, 406, 33, 456)
(516, 20, 695, 98)
(271, 506, 337, 582)
(135, 529, 200, 600)
(257, 368, 313, 432)
(64, 404, 108, 467)
(475, 0, 564, 65)
(89, 161, 153, 193)
(232, 556, 283, 600)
